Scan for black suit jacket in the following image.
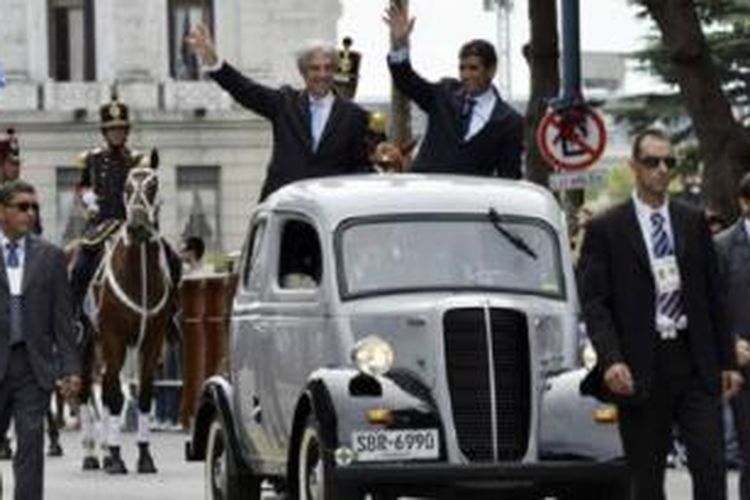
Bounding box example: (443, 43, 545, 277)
(0, 236, 79, 391)
(211, 62, 370, 201)
(388, 57, 523, 178)
(577, 199, 732, 402)
(715, 220, 750, 341)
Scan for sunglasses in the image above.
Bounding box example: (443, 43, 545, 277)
(638, 155, 677, 170)
(6, 201, 39, 213)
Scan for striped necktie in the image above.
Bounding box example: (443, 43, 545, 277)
(6, 241, 23, 345)
(650, 212, 684, 322)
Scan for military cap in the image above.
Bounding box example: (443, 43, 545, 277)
(100, 87, 130, 129)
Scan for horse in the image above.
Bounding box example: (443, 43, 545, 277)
(76, 163, 177, 474)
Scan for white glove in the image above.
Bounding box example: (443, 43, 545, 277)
(81, 190, 99, 213)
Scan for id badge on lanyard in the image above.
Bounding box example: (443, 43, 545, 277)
(653, 255, 681, 295)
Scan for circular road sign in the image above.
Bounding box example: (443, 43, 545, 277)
(536, 106, 607, 172)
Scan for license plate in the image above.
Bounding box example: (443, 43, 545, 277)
(351, 429, 439, 462)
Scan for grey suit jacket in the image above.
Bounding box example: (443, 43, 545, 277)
(0, 236, 79, 390)
(715, 220, 750, 340)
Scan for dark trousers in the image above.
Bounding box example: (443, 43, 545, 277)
(70, 244, 103, 310)
(0, 345, 51, 500)
(618, 338, 726, 500)
(732, 371, 750, 500)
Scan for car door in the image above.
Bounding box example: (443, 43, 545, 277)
(231, 213, 280, 464)
(258, 213, 337, 460)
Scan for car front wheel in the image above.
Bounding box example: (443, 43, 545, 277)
(205, 418, 261, 500)
(297, 414, 362, 500)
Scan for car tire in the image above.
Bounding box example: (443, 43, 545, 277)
(296, 413, 362, 500)
(205, 418, 261, 500)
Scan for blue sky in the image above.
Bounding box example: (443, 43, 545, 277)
(338, 0, 661, 100)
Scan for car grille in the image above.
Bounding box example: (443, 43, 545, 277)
(443, 307, 531, 462)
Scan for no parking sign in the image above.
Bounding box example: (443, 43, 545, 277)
(536, 106, 607, 171)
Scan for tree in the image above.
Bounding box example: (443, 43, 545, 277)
(618, 0, 750, 219)
(523, 0, 560, 186)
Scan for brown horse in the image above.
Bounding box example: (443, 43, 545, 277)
(78, 165, 177, 474)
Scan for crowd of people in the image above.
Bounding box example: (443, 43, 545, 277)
(0, 4, 749, 500)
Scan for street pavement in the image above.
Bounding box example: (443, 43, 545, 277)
(0, 429, 741, 499)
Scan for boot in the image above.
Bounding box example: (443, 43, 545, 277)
(48, 439, 64, 457)
(136, 442, 158, 474)
(82, 456, 100, 470)
(104, 446, 128, 474)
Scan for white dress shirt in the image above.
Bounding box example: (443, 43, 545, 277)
(0, 231, 26, 296)
(463, 87, 497, 141)
(631, 192, 688, 332)
(309, 93, 334, 151)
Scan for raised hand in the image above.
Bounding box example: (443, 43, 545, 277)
(383, 2, 415, 48)
(185, 24, 219, 67)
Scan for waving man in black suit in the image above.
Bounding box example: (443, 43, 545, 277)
(578, 129, 742, 500)
(187, 25, 370, 201)
(383, 4, 523, 178)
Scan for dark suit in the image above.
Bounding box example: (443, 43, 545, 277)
(0, 235, 79, 500)
(388, 57, 523, 178)
(210, 62, 370, 201)
(578, 199, 732, 500)
(715, 220, 750, 500)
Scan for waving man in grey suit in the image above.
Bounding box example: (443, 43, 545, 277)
(186, 25, 370, 201)
(0, 180, 80, 500)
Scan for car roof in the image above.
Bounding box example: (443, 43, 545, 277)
(261, 174, 565, 231)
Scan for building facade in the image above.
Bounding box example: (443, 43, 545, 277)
(0, 0, 342, 252)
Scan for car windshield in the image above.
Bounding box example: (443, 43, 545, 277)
(338, 215, 564, 299)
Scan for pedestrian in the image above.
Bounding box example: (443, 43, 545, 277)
(715, 172, 750, 500)
(383, 3, 523, 178)
(578, 128, 742, 500)
(0, 180, 81, 500)
(180, 236, 208, 276)
(186, 25, 372, 201)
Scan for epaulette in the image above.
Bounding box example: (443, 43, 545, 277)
(75, 148, 102, 168)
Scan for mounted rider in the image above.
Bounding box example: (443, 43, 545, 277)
(70, 89, 181, 327)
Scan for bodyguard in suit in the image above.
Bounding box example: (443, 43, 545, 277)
(0, 180, 81, 500)
(186, 25, 370, 201)
(715, 173, 750, 500)
(383, 4, 523, 178)
(578, 129, 742, 500)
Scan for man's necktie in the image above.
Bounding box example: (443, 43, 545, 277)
(650, 212, 684, 322)
(6, 241, 23, 346)
(310, 100, 325, 151)
(460, 96, 477, 140)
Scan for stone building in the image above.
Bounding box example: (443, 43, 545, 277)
(0, 0, 342, 252)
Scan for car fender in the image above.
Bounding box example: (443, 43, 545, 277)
(186, 375, 250, 470)
(289, 367, 442, 454)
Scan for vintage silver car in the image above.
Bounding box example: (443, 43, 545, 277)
(186, 174, 628, 499)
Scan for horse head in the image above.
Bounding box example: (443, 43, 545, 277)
(124, 152, 159, 242)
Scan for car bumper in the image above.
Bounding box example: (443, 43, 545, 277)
(333, 460, 629, 493)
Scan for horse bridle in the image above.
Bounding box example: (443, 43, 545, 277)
(124, 167, 160, 238)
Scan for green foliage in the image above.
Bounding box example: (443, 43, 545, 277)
(615, 0, 750, 134)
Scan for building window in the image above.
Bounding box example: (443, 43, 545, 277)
(177, 165, 221, 250)
(48, 0, 96, 81)
(168, 0, 214, 80)
(56, 167, 86, 245)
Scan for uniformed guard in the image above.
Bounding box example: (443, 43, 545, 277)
(70, 89, 181, 324)
(332, 37, 361, 100)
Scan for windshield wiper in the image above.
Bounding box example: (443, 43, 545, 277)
(488, 208, 538, 260)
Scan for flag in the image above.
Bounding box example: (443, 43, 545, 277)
(0, 61, 6, 89)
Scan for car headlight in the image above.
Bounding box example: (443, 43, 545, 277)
(352, 336, 394, 377)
